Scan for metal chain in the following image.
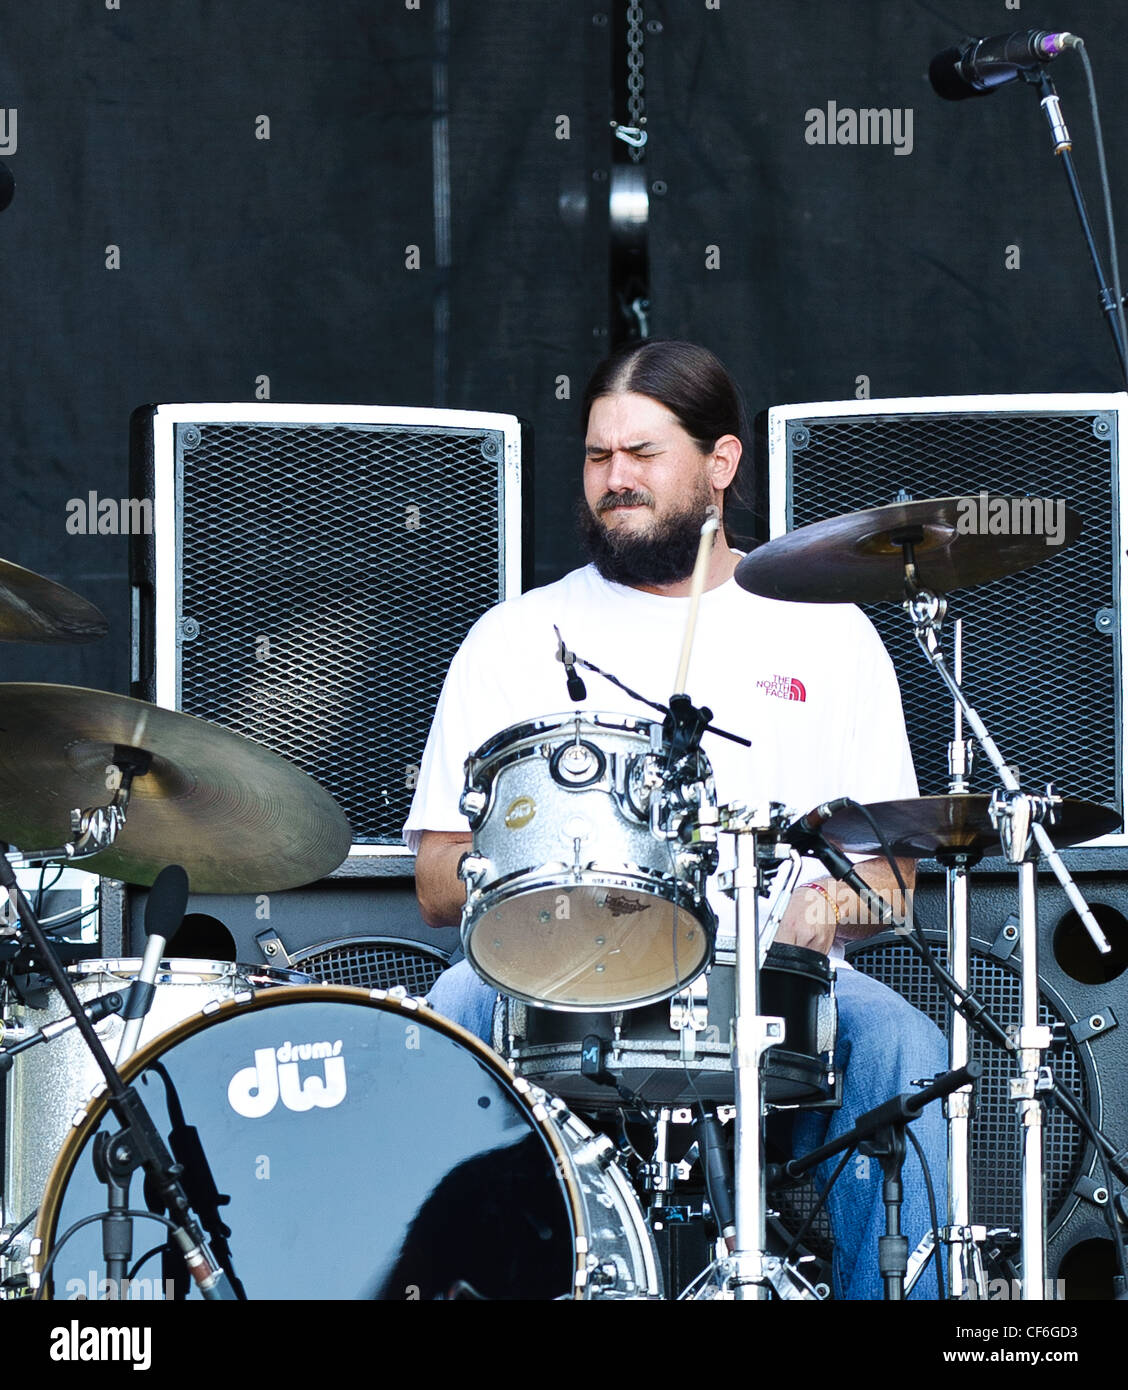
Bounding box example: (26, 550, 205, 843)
(624, 0, 645, 162)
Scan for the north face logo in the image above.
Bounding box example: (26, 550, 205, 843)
(756, 674, 806, 702)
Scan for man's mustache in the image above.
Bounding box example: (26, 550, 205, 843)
(596, 490, 654, 514)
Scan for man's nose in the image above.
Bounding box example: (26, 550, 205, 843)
(605, 451, 640, 490)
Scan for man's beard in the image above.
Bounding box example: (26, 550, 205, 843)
(577, 483, 717, 587)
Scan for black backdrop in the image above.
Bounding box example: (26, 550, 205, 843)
(0, 0, 1124, 693)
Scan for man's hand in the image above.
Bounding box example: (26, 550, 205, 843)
(777, 883, 838, 955)
(775, 857, 916, 956)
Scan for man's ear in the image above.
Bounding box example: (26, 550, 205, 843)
(709, 433, 742, 490)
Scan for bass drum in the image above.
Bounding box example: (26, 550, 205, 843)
(33, 986, 660, 1301)
(3, 957, 305, 1234)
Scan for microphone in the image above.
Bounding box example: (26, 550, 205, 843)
(930, 30, 1081, 101)
(116, 863, 189, 1064)
(788, 797, 854, 843)
(553, 625, 588, 702)
(0, 991, 124, 1071)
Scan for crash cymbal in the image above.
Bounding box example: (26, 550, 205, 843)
(735, 496, 1081, 603)
(0, 559, 109, 643)
(0, 684, 351, 892)
(821, 794, 1120, 859)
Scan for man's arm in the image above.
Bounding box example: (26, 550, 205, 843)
(778, 856, 917, 955)
(414, 829, 472, 928)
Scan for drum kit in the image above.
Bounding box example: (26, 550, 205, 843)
(0, 493, 1122, 1301)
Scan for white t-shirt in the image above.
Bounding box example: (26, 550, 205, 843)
(403, 562, 918, 941)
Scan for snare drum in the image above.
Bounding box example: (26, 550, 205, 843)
(459, 712, 718, 1011)
(3, 958, 304, 1232)
(33, 987, 661, 1300)
(496, 942, 838, 1110)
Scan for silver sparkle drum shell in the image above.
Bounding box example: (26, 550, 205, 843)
(3, 957, 304, 1233)
(459, 713, 718, 1011)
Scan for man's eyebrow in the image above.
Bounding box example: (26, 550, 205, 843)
(585, 440, 659, 456)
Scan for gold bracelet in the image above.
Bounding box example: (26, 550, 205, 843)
(808, 881, 840, 926)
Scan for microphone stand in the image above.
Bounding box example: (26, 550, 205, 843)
(1025, 67, 1128, 386)
(774, 1064, 982, 1299)
(0, 854, 237, 1300)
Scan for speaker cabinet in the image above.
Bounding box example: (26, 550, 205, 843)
(101, 875, 460, 998)
(764, 393, 1126, 833)
(846, 859, 1128, 1298)
(130, 404, 532, 857)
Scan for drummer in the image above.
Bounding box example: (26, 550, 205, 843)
(404, 339, 948, 1300)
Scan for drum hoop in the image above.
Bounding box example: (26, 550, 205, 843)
(34, 984, 588, 1300)
(468, 710, 659, 768)
(64, 958, 312, 988)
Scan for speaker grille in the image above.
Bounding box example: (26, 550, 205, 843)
(175, 421, 510, 843)
(785, 409, 1118, 805)
(846, 934, 1090, 1232)
(291, 938, 451, 995)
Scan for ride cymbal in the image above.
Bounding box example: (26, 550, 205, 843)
(821, 794, 1119, 859)
(735, 497, 1081, 603)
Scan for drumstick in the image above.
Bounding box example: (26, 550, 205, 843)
(673, 507, 720, 694)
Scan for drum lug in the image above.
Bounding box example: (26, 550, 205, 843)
(459, 786, 489, 823)
(669, 977, 710, 1059)
(457, 852, 490, 889)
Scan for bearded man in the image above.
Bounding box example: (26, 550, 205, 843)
(404, 340, 948, 1300)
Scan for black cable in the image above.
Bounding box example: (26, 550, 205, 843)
(1077, 42, 1128, 389)
(33, 1208, 177, 1300)
(906, 1123, 945, 1302)
(0, 1206, 37, 1257)
(127, 1244, 165, 1283)
(780, 1146, 854, 1266)
(830, 798, 1009, 1050)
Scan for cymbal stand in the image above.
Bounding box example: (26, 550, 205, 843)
(710, 801, 818, 1300)
(901, 566, 1110, 1300)
(18, 746, 150, 865)
(942, 619, 989, 1298)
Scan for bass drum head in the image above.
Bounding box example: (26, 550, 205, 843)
(35, 987, 583, 1301)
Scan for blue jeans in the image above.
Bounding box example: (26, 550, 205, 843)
(428, 959, 948, 1301)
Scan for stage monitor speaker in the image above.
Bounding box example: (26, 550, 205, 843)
(846, 857, 1128, 1298)
(130, 404, 532, 856)
(764, 393, 1126, 838)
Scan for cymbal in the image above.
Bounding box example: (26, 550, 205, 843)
(0, 559, 109, 643)
(735, 497, 1082, 603)
(0, 684, 351, 892)
(821, 794, 1120, 859)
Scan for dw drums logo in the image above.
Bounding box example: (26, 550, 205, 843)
(227, 1039, 347, 1118)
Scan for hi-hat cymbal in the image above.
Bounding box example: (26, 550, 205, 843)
(735, 497, 1082, 603)
(0, 684, 351, 892)
(821, 794, 1120, 859)
(0, 559, 109, 643)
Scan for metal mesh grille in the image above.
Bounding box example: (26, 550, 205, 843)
(177, 421, 508, 843)
(291, 938, 450, 995)
(847, 934, 1089, 1231)
(786, 410, 1119, 805)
